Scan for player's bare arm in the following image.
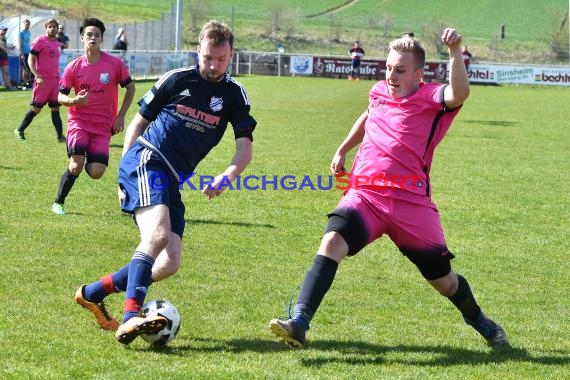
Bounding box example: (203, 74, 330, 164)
(202, 136, 253, 200)
(58, 89, 88, 107)
(27, 54, 42, 84)
(331, 110, 367, 174)
(442, 28, 470, 109)
(112, 81, 136, 135)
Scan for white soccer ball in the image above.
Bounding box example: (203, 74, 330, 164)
(141, 299, 181, 347)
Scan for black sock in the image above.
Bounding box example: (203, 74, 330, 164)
(447, 274, 481, 320)
(55, 169, 79, 204)
(18, 110, 37, 132)
(51, 111, 63, 138)
(293, 255, 339, 324)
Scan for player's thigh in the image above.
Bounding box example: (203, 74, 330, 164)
(389, 195, 447, 249)
(390, 197, 453, 280)
(326, 189, 389, 256)
(135, 204, 171, 240)
(86, 132, 110, 166)
(67, 128, 89, 155)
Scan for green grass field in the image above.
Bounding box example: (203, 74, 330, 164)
(0, 77, 569, 379)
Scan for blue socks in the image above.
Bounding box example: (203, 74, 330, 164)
(83, 264, 130, 303)
(123, 251, 155, 322)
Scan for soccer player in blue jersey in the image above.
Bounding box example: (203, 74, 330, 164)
(75, 20, 257, 344)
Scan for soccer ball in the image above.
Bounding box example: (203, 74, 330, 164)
(140, 299, 181, 347)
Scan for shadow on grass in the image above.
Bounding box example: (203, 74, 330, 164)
(186, 218, 276, 229)
(146, 337, 569, 367)
(462, 120, 518, 127)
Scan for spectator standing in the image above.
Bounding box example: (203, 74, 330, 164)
(57, 25, 70, 50)
(348, 40, 365, 80)
(114, 28, 125, 45)
(19, 19, 32, 87)
(462, 45, 473, 72)
(113, 30, 128, 51)
(14, 19, 64, 141)
(0, 26, 16, 90)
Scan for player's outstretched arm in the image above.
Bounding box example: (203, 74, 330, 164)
(112, 81, 136, 135)
(442, 28, 470, 109)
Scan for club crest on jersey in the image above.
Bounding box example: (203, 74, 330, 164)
(99, 73, 110, 84)
(210, 96, 223, 112)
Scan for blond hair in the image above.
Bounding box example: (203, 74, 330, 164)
(389, 34, 425, 68)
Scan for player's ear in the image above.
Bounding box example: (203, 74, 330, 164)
(415, 67, 423, 82)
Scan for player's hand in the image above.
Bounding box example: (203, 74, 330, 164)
(118, 187, 125, 206)
(202, 174, 227, 200)
(73, 89, 89, 106)
(441, 28, 463, 50)
(112, 115, 125, 135)
(330, 152, 346, 174)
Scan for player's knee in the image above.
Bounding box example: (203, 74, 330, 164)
(428, 271, 458, 296)
(151, 231, 171, 252)
(87, 167, 105, 179)
(68, 164, 83, 177)
(400, 246, 455, 282)
(318, 231, 349, 262)
(325, 209, 368, 256)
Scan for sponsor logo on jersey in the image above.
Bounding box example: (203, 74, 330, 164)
(179, 89, 191, 97)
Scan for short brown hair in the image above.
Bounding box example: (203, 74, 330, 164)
(45, 18, 59, 28)
(199, 20, 234, 49)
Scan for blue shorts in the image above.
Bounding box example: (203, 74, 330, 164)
(118, 142, 186, 238)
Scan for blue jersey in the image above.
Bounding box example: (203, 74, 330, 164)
(20, 30, 31, 54)
(137, 65, 256, 178)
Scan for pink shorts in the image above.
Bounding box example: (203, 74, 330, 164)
(335, 188, 447, 251)
(31, 77, 60, 108)
(67, 128, 111, 165)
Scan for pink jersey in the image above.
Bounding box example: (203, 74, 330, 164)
(350, 81, 460, 197)
(29, 35, 61, 79)
(60, 52, 132, 135)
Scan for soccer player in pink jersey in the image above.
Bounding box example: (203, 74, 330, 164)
(270, 28, 509, 348)
(51, 18, 135, 215)
(15, 19, 64, 141)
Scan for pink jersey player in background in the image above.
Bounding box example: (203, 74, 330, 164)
(51, 17, 136, 215)
(14, 19, 64, 141)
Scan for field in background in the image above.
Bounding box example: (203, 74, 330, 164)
(0, 77, 568, 378)
(1, 0, 568, 63)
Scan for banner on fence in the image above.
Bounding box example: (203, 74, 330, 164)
(468, 63, 570, 86)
